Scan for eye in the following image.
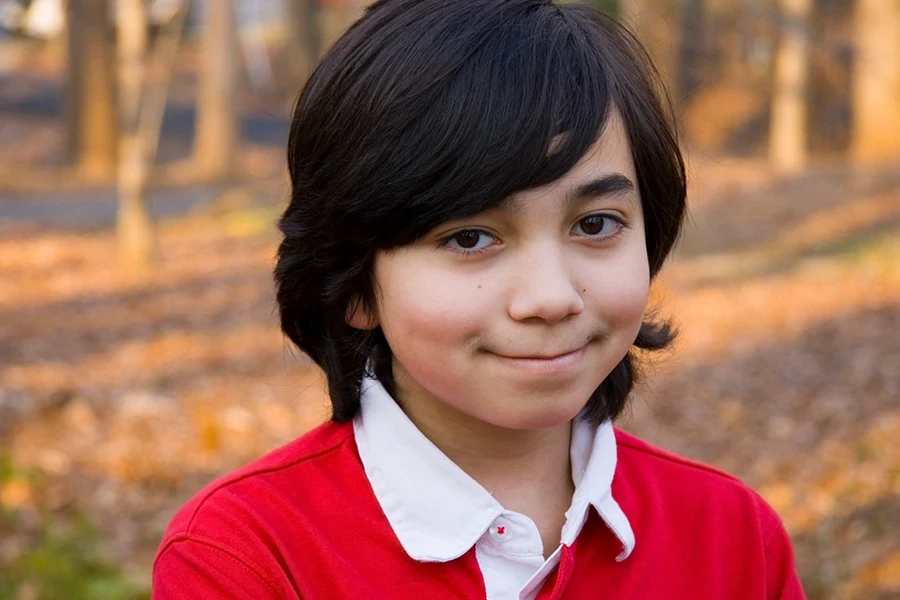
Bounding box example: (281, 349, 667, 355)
(442, 229, 497, 252)
(572, 214, 623, 238)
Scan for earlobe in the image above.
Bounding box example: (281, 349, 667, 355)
(346, 298, 379, 330)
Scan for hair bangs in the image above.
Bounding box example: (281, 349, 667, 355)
(299, 1, 618, 251)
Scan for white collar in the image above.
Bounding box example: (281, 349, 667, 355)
(352, 377, 635, 563)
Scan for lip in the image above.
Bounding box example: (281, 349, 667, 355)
(490, 345, 588, 374)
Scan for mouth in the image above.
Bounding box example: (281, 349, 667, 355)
(489, 344, 589, 374)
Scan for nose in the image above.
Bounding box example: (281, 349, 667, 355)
(507, 245, 584, 324)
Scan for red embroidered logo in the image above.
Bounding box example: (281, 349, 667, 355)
(497, 526, 505, 535)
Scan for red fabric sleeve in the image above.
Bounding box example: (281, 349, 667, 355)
(763, 514, 806, 600)
(153, 537, 291, 600)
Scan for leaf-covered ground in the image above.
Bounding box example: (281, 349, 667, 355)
(0, 159, 898, 598)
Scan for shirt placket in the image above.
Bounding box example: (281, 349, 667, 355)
(532, 545, 575, 600)
(476, 512, 546, 600)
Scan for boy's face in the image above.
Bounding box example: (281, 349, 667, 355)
(366, 113, 649, 431)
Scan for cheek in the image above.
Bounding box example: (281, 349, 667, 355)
(583, 243, 650, 330)
(374, 254, 489, 354)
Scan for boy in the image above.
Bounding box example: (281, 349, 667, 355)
(153, 0, 805, 598)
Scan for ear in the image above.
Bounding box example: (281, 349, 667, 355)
(346, 297, 379, 330)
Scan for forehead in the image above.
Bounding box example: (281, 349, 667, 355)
(499, 112, 639, 213)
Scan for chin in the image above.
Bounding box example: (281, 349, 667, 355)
(483, 396, 587, 431)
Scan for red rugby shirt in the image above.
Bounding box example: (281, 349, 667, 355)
(153, 419, 804, 598)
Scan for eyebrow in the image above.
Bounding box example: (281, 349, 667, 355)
(499, 173, 638, 214)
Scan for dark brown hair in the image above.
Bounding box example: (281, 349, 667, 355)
(275, 0, 686, 424)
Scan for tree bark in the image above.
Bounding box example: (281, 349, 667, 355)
(618, 0, 682, 107)
(319, 2, 352, 53)
(65, 0, 117, 179)
(851, 0, 900, 167)
(116, 0, 154, 272)
(194, 0, 238, 180)
(286, 0, 321, 86)
(769, 0, 812, 174)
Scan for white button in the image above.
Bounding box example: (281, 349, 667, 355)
(489, 521, 511, 542)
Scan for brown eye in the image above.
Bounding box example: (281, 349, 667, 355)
(580, 215, 608, 235)
(445, 230, 495, 252)
(574, 214, 622, 238)
(439, 228, 501, 254)
(453, 231, 482, 248)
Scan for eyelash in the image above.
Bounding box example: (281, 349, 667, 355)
(437, 214, 628, 256)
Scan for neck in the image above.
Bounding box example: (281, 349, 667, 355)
(393, 369, 576, 556)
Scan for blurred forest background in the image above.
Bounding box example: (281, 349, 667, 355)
(0, 0, 897, 598)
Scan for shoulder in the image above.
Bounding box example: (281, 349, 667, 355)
(614, 428, 745, 487)
(156, 420, 357, 554)
(613, 428, 785, 540)
(609, 430, 804, 595)
(153, 420, 403, 597)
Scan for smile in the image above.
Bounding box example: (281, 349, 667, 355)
(490, 345, 589, 374)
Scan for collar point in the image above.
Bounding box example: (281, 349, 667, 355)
(615, 542, 634, 562)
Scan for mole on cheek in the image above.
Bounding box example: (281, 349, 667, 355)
(477, 285, 482, 289)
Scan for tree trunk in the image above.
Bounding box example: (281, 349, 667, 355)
(194, 0, 238, 180)
(347, 0, 371, 20)
(769, 0, 812, 174)
(852, 0, 900, 167)
(319, 2, 352, 53)
(286, 0, 321, 87)
(116, 0, 154, 272)
(619, 0, 682, 107)
(65, 0, 117, 179)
